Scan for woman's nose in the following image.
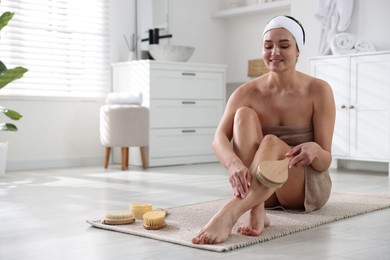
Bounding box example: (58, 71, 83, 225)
(271, 46, 280, 55)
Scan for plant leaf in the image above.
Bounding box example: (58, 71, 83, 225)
(0, 61, 7, 74)
(0, 123, 18, 131)
(0, 66, 28, 89)
(3, 108, 22, 120)
(0, 12, 14, 31)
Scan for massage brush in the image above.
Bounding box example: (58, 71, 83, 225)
(103, 210, 136, 225)
(130, 203, 153, 220)
(256, 157, 290, 188)
(143, 210, 167, 230)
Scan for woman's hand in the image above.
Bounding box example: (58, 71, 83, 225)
(227, 158, 251, 199)
(285, 142, 320, 168)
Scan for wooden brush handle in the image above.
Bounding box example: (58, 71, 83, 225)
(103, 218, 135, 225)
(143, 223, 166, 230)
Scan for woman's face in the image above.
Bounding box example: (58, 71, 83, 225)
(262, 28, 299, 72)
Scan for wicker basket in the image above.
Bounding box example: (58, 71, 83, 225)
(248, 59, 269, 78)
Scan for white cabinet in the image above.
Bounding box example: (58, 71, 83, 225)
(309, 52, 390, 173)
(112, 60, 226, 167)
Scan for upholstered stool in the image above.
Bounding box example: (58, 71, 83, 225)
(100, 104, 149, 170)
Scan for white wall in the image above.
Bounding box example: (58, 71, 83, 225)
(110, 0, 136, 63)
(169, 0, 227, 64)
(348, 0, 390, 51)
(3, 0, 390, 171)
(2, 98, 104, 170)
(290, 0, 322, 73)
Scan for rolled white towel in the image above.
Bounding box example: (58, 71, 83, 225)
(105, 92, 143, 105)
(354, 39, 376, 52)
(330, 33, 357, 55)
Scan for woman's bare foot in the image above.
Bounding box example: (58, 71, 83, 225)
(192, 175, 275, 244)
(236, 203, 270, 236)
(192, 202, 239, 244)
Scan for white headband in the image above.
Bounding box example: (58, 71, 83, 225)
(263, 16, 304, 51)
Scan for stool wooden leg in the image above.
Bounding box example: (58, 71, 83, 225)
(104, 147, 111, 169)
(121, 147, 129, 171)
(140, 146, 148, 169)
(125, 147, 129, 169)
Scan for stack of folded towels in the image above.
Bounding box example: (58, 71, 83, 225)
(105, 91, 143, 105)
(330, 33, 376, 55)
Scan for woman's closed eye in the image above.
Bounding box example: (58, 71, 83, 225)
(264, 43, 291, 50)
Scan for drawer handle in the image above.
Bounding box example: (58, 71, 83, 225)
(182, 101, 196, 105)
(182, 72, 196, 76)
(182, 129, 196, 133)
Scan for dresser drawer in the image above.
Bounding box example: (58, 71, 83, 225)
(150, 100, 223, 128)
(150, 69, 224, 99)
(149, 128, 215, 158)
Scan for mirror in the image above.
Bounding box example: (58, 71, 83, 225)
(136, 0, 170, 59)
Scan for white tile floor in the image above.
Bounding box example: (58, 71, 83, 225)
(1, 163, 390, 260)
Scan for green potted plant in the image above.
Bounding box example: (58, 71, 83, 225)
(0, 11, 28, 174)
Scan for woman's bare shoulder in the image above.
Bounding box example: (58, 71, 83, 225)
(298, 73, 334, 108)
(299, 72, 333, 94)
(231, 79, 259, 98)
(226, 78, 262, 109)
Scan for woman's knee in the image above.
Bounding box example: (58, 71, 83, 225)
(234, 107, 259, 128)
(261, 134, 281, 147)
(258, 134, 290, 159)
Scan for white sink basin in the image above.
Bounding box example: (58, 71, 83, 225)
(148, 44, 195, 62)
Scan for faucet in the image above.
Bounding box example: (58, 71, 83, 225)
(141, 28, 172, 44)
(141, 28, 172, 59)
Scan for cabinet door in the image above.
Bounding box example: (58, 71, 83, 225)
(310, 57, 350, 157)
(350, 54, 390, 159)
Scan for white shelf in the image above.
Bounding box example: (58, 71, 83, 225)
(212, 0, 290, 19)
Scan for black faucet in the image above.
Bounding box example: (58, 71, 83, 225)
(141, 28, 172, 44)
(140, 28, 172, 60)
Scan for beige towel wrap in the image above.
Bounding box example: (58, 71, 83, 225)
(262, 125, 332, 213)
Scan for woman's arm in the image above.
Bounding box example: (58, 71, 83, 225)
(287, 79, 336, 172)
(212, 87, 252, 198)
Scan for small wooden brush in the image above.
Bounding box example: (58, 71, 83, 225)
(256, 157, 290, 189)
(143, 210, 167, 230)
(130, 203, 153, 220)
(103, 210, 136, 225)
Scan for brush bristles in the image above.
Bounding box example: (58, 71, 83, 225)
(143, 210, 166, 229)
(105, 210, 133, 220)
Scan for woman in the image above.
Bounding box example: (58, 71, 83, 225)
(192, 16, 335, 245)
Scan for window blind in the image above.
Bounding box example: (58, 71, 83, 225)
(0, 0, 110, 98)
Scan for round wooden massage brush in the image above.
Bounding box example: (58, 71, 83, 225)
(256, 157, 291, 189)
(131, 203, 153, 220)
(143, 209, 168, 230)
(103, 210, 136, 225)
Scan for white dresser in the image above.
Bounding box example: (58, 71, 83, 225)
(112, 60, 226, 167)
(309, 51, 390, 175)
